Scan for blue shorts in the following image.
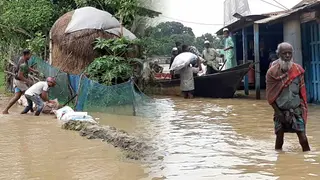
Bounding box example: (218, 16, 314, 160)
(14, 87, 21, 93)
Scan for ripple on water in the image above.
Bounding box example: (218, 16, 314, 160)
(136, 97, 320, 180)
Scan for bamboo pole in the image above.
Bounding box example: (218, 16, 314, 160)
(120, 15, 124, 37)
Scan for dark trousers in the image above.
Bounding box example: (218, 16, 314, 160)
(22, 94, 44, 116)
(206, 66, 219, 75)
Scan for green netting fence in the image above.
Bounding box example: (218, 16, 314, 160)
(31, 57, 152, 116)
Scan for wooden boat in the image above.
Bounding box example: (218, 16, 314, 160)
(147, 62, 253, 98)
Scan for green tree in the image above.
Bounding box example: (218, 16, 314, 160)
(145, 21, 195, 38)
(195, 33, 224, 53)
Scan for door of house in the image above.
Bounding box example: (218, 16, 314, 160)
(302, 21, 320, 103)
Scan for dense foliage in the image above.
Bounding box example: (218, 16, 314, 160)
(86, 38, 142, 85)
(0, 0, 157, 70)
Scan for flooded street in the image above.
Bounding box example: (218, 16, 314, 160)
(1, 94, 320, 179)
(96, 97, 320, 180)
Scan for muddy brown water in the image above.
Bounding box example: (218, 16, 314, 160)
(1, 94, 320, 180)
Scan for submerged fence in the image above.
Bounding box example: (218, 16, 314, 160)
(31, 57, 151, 115)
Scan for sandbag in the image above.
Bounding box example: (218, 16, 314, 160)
(60, 112, 96, 123)
(53, 106, 74, 120)
(42, 99, 60, 114)
(170, 52, 198, 71)
(18, 95, 35, 108)
(65, 7, 121, 33)
(198, 64, 207, 76)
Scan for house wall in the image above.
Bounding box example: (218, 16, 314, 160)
(283, 17, 303, 65)
(302, 20, 320, 103)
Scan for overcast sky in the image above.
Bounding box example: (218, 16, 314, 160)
(149, 0, 302, 36)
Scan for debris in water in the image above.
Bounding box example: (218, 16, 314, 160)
(61, 120, 152, 160)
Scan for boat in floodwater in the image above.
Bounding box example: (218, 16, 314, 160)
(148, 62, 253, 98)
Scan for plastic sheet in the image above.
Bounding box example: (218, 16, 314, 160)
(65, 7, 121, 33)
(105, 27, 137, 40)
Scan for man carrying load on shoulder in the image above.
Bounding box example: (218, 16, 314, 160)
(2, 49, 38, 114)
(172, 52, 202, 99)
(21, 77, 57, 116)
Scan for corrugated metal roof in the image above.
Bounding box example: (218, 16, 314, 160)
(215, 15, 268, 35)
(254, 12, 294, 24)
(254, 1, 320, 24)
(293, 0, 319, 9)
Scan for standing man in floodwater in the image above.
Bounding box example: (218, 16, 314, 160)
(266, 42, 310, 152)
(223, 28, 237, 69)
(2, 49, 38, 114)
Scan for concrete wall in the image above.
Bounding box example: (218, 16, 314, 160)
(283, 17, 303, 65)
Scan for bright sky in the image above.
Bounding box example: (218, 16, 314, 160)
(150, 0, 302, 36)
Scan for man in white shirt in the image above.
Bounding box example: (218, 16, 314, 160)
(21, 77, 57, 116)
(173, 52, 202, 98)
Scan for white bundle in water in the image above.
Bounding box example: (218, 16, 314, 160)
(53, 106, 96, 124)
(170, 52, 198, 71)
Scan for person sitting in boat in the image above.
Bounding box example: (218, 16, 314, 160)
(170, 47, 180, 79)
(202, 40, 220, 74)
(175, 41, 183, 54)
(170, 47, 179, 69)
(175, 53, 202, 99)
(151, 60, 163, 73)
(268, 52, 278, 68)
(182, 44, 202, 57)
(21, 77, 57, 116)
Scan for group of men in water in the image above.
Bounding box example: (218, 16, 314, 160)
(2, 49, 57, 116)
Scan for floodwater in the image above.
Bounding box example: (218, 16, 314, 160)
(1, 94, 320, 180)
(0, 95, 146, 180)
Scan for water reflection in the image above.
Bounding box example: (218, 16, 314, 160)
(1, 95, 320, 180)
(0, 106, 145, 180)
(133, 97, 320, 180)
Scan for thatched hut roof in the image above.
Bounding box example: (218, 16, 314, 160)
(51, 8, 140, 74)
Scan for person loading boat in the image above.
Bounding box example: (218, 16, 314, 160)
(172, 52, 202, 99)
(202, 40, 220, 74)
(2, 49, 38, 114)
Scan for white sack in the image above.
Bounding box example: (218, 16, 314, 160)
(18, 95, 35, 108)
(170, 52, 198, 71)
(42, 99, 60, 114)
(60, 112, 96, 123)
(197, 64, 207, 76)
(105, 27, 137, 40)
(53, 106, 74, 120)
(65, 7, 121, 33)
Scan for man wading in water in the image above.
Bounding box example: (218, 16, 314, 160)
(266, 42, 310, 152)
(2, 49, 38, 114)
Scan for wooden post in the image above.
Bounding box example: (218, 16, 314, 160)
(120, 15, 124, 37)
(253, 23, 260, 99)
(242, 27, 249, 95)
(49, 29, 52, 65)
